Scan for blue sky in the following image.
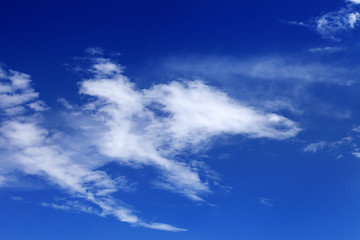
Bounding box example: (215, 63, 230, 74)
(1, 0, 360, 239)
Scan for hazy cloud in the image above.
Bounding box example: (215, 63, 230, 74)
(164, 56, 358, 85)
(304, 141, 327, 153)
(258, 198, 274, 207)
(308, 46, 344, 53)
(348, 0, 360, 5)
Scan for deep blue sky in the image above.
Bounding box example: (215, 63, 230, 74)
(1, 0, 360, 239)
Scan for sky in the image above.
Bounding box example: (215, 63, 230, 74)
(1, 0, 360, 239)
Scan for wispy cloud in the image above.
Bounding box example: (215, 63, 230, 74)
(258, 198, 274, 207)
(164, 56, 358, 85)
(11, 196, 22, 201)
(162, 55, 358, 119)
(353, 151, 360, 158)
(287, 1, 360, 41)
(308, 46, 344, 53)
(348, 0, 360, 5)
(0, 65, 186, 231)
(0, 176, 6, 187)
(0, 57, 300, 231)
(304, 141, 327, 153)
(316, 9, 360, 40)
(304, 133, 360, 159)
(84, 47, 104, 55)
(42, 200, 101, 215)
(304, 137, 353, 152)
(352, 125, 360, 132)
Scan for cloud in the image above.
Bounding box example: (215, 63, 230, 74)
(258, 198, 274, 207)
(308, 46, 344, 53)
(0, 175, 6, 187)
(84, 47, 104, 55)
(162, 55, 359, 121)
(11, 196, 22, 201)
(144, 81, 300, 141)
(316, 9, 360, 40)
(287, 3, 360, 41)
(352, 125, 360, 132)
(164, 56, 358, 85)
(348, 0, 360, 4)
(0, 119, 153, 227)
(304, 137, 353, 152)
(304, 134, 360, 160)
(0, 65, 185, 231)
(42, 201, 101, 215)
(0, 70, 39, 110)
(304, 141, 327, 153)
(353, 151, 360, 158)
(78, 58, 300, 200)
(0, 58, 300, 231)
(139, 222, 186, 232)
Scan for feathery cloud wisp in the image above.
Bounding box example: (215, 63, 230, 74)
(287, 2, 360, 41)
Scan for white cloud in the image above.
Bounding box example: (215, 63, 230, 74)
(304, 137, 353, 153)
(308, 46, 344, 53)
(42, 202, 72, 211)
(353, 152, 360, 158)
(4, 106, 26, 116)
(140, 222, 187, 232)
(352, 125, 360, 132)
(145, 81, 300, 141)
(348, 12, 360, 27)
(11, 196, 22, 201)
(0, 68, 39, 111)
(0, 59, 300, 231)
(303, 135, 360, 160)
(348, 0, 360, 4)
(0, 66, 184, 231)
(304, 141, 327, 152)
(164, 56, 358, 85)
(84, 47, 104, 55)
(1, 120, 148, 226)
(8, 70, 32, 89)
(58, 98, 74, 109)
(0, 175, 6, 187)
(291, 3, 360, 40)
(28, 100, 48, 111)
(258, 198, 274, 207)
(42, 201, 101, 215)
(91, 58, 123, 76)
(162, 55, 358, 120)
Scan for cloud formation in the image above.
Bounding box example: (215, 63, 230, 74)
(164, 56, 358, 85)
(348, 0, 360, 4)
(0, 58, 300, 230)
(258, 198, 274, 207)
(315, 8, 360, 40)
(304, 133, 360, 160)
(163, 55, 359, 119)
(304, 141, 327, 153)
(308, 46, 344, 53)
(288, 1, 360, 41)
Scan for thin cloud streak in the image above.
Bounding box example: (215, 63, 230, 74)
(258, 198, 274, 207)
(164, 56, 358, 85)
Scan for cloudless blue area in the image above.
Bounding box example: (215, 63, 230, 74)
(1, 0, 360, 239)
